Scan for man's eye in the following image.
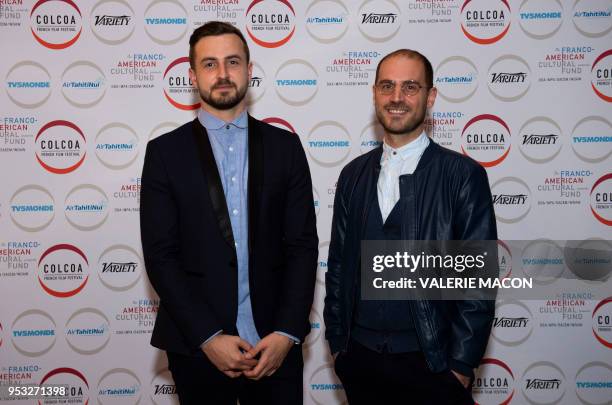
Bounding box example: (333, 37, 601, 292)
(205, 62, 215, 68)
(381, 83, 394, 91)
(406, 83, 418, 91)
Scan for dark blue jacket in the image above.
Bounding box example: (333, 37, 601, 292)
(324, 141, 497, 373)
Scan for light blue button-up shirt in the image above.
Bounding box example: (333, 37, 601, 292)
(198, 109, 297, 347)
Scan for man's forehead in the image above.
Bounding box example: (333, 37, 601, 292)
(195, 34, 245, 57)
(378, 56, 425, 79)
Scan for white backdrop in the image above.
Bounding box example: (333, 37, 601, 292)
(1, 0, 611, 404)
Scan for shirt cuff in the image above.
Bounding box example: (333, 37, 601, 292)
(274, 331, 300, 344)
(200, 330, 223, 349)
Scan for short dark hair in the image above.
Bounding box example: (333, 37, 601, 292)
(189, 21, 250, 68)
(375, 49, 434, 88)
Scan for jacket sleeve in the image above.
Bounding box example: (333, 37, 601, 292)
(449, 163, 498, 373)
(273, 135, 318, 341)
(140, 140, 222, 349)
(324, 167, 349, 354)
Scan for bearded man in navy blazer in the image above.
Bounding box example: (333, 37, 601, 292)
(140, 21, 318, 405)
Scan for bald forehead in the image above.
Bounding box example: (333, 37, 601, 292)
(377, 55, 427, 83)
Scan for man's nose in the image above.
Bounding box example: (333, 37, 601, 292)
(390, 85, 404, 102)
(218, 63, 228, 79)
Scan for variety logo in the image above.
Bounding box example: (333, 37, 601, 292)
(149, 368, 178, 405)
(592, 297, 612, 348)
(316, 241, 329, 286)
(248, 62, 266, 104)
(39, 367, 89, 404)
(492, 300, 533, 347)
(357, 0, 401, 42)
(9, 185, 55, 232)
(460, 0, 511, 45)
(35, 120, 86, 174)
(572, 0, 612, 38)
(163, 57, 199, 110)
(5, 61, 52, 108)
(61, 61, 107, 108)
(308, 364, 346, 405)
(575, 362, 612, 405)
(11, 309, 56, 356)
(65, 308, 111, 355)
(98, 245, 142, 292)
(90, 0, 135, 45)
(359, 121, 383, 154)
(519, 116, 563, 163)
(110, 53, 165, 89)
(246, 0, 296, 48)
(144, 0, 188, 45)
(435, 56, 478, 103)
(262, 117, 296, 133)
(488, 55, 531, 101)
(37, 244, 89, 298)
(305, 0, 349, 43)
(307, 121, 351, 168)
(275, 59, 319, 106)
(491, 177, 532, 224)
(518, 0, 563, 40)
(304, 309, 323, 347)
(473, 358, 515, 405)
(571, 116, 612, 163)
(30, 0, 82, 49)
(591, 49, 612, 102)
(65, 184, 110, 231)
(325, 50, 380, 87)
(95, 123, 139, 170)
(98, 368, 141, 404)
(590, 173, 612, 226)
(461, 114, 511, 167)
(521, 361, 566, 405)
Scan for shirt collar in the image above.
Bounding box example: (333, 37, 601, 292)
(382, 131, 430, 163)
(198, 108, 248, 131)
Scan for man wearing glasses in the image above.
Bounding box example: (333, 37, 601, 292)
(324, 49, 497, 404)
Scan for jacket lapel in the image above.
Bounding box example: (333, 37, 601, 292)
(191, 118, 236, 249)
(247, 115, 263, 255)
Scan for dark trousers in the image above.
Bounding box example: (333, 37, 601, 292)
(334, 339, 474, 405)
(167, 346, 303, 405)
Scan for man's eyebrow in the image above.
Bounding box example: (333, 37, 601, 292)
(199, 54, 243, 63)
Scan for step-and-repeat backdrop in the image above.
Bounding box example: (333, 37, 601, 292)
(1, 0, 611, 404)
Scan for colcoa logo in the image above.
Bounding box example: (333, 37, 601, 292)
(246, 0, 296, 48)
(461, 0, 511, 45)
(30, 0, 83, 49)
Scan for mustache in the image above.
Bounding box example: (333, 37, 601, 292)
(384, 102, 410, 110)
(213, 79, 236, 90)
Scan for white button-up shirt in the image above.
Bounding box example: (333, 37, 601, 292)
(377, 132, 430, 222)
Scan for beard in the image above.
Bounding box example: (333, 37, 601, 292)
(199, 78, 248, 110)
(375, 101, 427, 135)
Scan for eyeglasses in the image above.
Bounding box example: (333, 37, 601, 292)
(375, 80, 430, 96)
